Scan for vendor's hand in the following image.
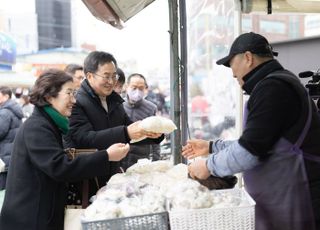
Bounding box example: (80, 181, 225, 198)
(182, 139, 210, 159)
(188, 159, 210, 180)
(107, 143, 130, 161)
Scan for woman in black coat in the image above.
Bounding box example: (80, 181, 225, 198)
(0, 69, 129, 230)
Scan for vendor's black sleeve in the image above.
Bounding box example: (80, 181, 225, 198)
(239, 79, 300, 157)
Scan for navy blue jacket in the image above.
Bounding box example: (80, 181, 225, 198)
(0, 99, 23, 189)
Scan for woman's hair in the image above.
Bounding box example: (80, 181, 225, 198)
(30, 69, 73, 107)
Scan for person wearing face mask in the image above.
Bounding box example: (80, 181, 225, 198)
(122, 73, 161, 170)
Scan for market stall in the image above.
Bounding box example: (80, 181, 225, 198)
(66, 1, 320, 230)
(66, 159, 255, 230)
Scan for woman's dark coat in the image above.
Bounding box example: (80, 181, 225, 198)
(0, 107, 109, 230)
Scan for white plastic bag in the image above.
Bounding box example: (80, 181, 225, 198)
(0, 159, 5, 173)
(131, 116, 177, 143)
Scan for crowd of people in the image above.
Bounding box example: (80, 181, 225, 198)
(0, 32, 319, 230)
(0, 51, 166, 229)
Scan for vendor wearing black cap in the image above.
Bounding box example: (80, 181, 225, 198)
(182, 32, 320, 230)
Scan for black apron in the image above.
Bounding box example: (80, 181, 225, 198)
(243, 72, 320, 230)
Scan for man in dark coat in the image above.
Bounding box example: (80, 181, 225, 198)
(0, 86, 23, 190)
(184, 32, 320, 230)
(65, 51, 163, 201)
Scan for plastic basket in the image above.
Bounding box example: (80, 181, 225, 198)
(81, 211, 169, 230)
(169, 188, 255, 230)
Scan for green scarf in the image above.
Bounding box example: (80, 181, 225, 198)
(43, 105, 69, 134)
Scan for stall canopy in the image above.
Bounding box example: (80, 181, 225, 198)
(81, 0, 155, 29)
(82, 0, 320, 30)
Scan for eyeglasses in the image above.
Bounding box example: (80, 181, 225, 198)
(93, 72, 119, 82)
(61, 90, 77, 97)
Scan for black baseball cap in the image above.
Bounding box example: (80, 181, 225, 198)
(216, 32, 278, 67)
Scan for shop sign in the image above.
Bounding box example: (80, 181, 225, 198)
(0, 32, 16, 65)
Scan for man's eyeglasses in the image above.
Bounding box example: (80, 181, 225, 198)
(93, 72, 119, 82)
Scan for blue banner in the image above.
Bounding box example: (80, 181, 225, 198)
(0, 32, 16, 65)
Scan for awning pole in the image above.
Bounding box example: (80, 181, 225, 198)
(179, 0, 188, 164)
(234, 0, 244, 187)
(168, 0, 182, 165)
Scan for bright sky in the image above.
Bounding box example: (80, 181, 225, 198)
(73, 0, 170, 79)
(0, 0, 35, 13)
(1, 0, 170, 83)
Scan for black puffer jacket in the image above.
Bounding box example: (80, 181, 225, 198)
(66, 80, 132, 150)
(65, 80, 163, 196)
(0, 99, 23, 189)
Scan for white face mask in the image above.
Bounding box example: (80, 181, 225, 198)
(127, 89, 144, 103)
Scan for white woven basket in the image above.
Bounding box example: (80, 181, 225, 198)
(169, 188, 255, 230)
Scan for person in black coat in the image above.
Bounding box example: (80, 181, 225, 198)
(0, 69, 130, 230)
(64, 51, 163, 203)
(183, 32, 320, 230)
